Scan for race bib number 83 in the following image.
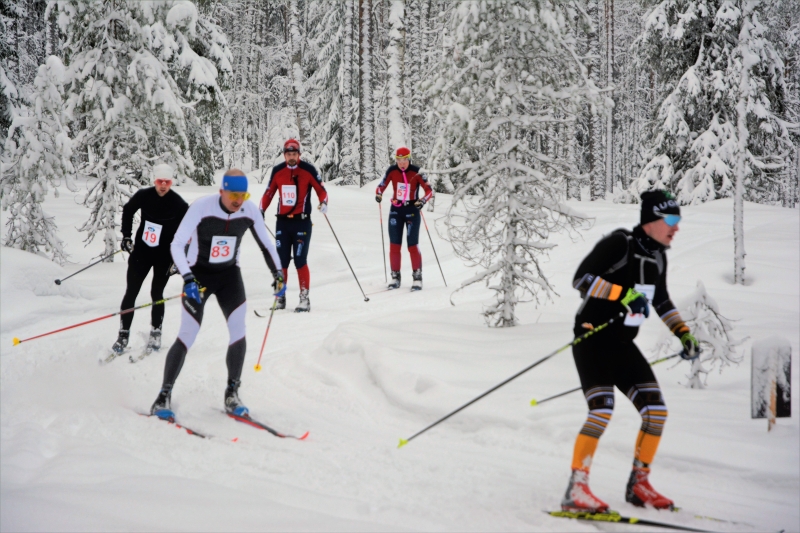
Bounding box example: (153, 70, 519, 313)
(209, 235, 237, 264)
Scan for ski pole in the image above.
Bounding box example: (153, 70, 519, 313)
(12, 289, 203, 346)
(529, 352, 682, 406)
(254, 296, 278, 372)
(323, 213, 369, 302)
(420, 211, 446, 287)
(398, 312, 625, 448)
(379, 203, 387, 283)
(54, 249, 123, 285)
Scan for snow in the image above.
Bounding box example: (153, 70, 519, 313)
(1, 177, 798, 532)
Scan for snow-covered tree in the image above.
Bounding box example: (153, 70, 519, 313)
(432, 0, 601, 326)
(385, 0, 406, 152)
(652, 280, 745, 389)
(1, 55, 74, 263)
(52, 0, 230, 256)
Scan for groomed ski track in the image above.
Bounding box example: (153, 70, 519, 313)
(1, 173, 798, 532)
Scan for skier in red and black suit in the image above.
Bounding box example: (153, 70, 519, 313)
(376, 146, 432, 291)
(560, 190, 701, 514)
(260, 139, 328, 312)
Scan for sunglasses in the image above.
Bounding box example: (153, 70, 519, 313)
(154, 179, 173, 186)
(662, 214, 681, 227)
(224, 191, 251, 201)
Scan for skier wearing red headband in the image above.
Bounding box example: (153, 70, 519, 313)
(375, 147, 432, 291)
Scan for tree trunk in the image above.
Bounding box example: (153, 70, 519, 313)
(387, 0, 406, 152)
(358, 0, 374, 187)
(734, 90, 748, 285)
(605, 0, 614, 194)
(288, 0, 309, 145)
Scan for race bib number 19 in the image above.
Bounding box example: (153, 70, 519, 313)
(281, 185, 297, 206)
(209, 235, 237, 264)
(142, 221, 163, 247)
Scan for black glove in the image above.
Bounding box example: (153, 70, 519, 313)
(680, 332, 701, 360)
(167, 263, 179, 277)
(621, 288, 649, 317)
(375, 194, 382, 203)
(414, 198, 426, 209)
(121, 237, 134, 253)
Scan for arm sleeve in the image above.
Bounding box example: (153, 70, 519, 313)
(572, 233, 629, 300)
(260, 169, 279, 213)
(121, 190, 144, 238)
(170, 201, 202, 278)
(246, 203, 280, 274)
(418, 172, 433, 202)
(376, 168, 392, 195)
(652, 254, 690, 337)
(310, 168, 328, 203)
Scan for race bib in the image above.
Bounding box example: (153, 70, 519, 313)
(396, 183, 407, 201)
(209, 235, 237, 264)
(624, 283, 655, 327)
(142, 221, 163, 247)
(281, 185, 297, 206)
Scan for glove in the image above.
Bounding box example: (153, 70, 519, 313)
(182, 273, 202, 304)
(318, 201, 328, 214)
(167, 263, 179, 277)
(272, 271, 286, 297)
(414, 198, 427, 209)
(680, 332, 701, 360)
(121, 237, 134, 253)
(375, 194, 382, 203)
(621, 288, 649, 317)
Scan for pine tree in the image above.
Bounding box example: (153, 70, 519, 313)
(432, 0, 601, 326)
(52, 0, 230, 256)
(1, 56, 73, 263)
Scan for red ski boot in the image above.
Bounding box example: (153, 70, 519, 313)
(561, 469, 610, 513)
(625, 468, 674, 509)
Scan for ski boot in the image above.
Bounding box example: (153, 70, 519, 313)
(411, 269, 422, 291)
(111, 329, 130, 356)
(146, 327, 162, 352)
(275, 295, 286, 310)
(388, 270, 401, 290)
(224, 380, 249, 416)
(626, 467, 674, 509)
(295, 289, 310, 312)
(561, 469, 609, 513)
(150, 387, 174, 420)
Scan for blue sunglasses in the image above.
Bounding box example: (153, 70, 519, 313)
(662, 214, 681, 227)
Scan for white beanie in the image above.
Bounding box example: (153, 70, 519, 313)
(152, 164, 174, 183)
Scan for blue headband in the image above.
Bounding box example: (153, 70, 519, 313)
(222, 175, 248, 192)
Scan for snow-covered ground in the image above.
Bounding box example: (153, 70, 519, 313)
(1, 175, 798, 532)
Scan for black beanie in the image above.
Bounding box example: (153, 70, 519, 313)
(640, 190, 680, 225)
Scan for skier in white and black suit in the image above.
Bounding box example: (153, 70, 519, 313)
(112, 164, 188, 356)
(150, 169, 284, 419)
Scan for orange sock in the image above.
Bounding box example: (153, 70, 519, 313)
(571, 433, 600, 471)
(634, 430, 662, 467)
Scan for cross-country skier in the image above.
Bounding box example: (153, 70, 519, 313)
(375, 147, 432, 290)
(150, 169, 284, 418)
(259, 139, 328, 312)
(111, 164, 188, 357)
(561, 190, 701, 513)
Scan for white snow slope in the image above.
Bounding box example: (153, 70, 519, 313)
(1, 175, 798, 532)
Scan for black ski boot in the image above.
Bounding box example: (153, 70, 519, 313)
(275, 295, 286, 310)
(388, 270, 401, 290)
(111, 329, 130, 355)
(150, 386, 173, 419)
(146, 327, 162, 352)
(295, 289, 310, 312)
(224, 380, 249, 416)
(411, 269, 422, 291)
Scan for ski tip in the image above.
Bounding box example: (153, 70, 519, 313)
(398, 438, 408, 448)
(254, 364, 262, 372)
(530, 398, 538, 406)
(12, 337, 20, 346)
(298, 431, 309, 440)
